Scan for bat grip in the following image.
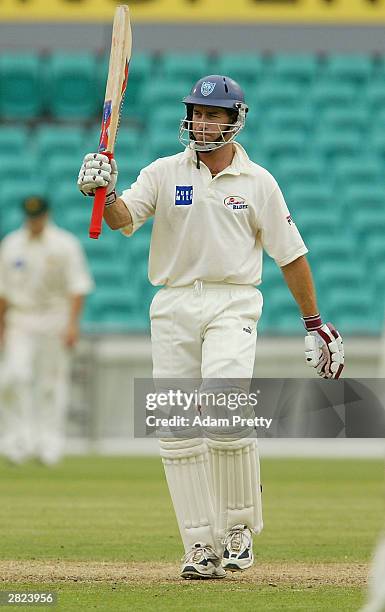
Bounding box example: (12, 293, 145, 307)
(89, 151, 114, 240)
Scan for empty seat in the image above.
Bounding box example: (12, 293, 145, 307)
(351, 209, 385, 244)
(0, 53, 43, 119)
(258, 130, 305, 162)
(333, 157, 383, 187)
(45, 53, 99, 119)
(160, 52, 210, 82)
(327, 289, 377, 334)
(310, 81, 356, 111)
(34, 126, 85, 160)
(46, 155, 81, 189)
(262, 106, 313, 132)
(254, 81, 303, 110)
(324, 54, 373, 84)
(215, 54, 264, 85)
(152, 106, 185, 131)
(319, 106, 369, 134)
(140, 79, 191, 114)
(344, 185, 385, 215)
(268, 53, 319, 84)
(275, 156, 325, 190)
(0, 126, 30, 156)
(313, 130, 361, 160)
(148, 130, 181, 159)
(365, 82, 385, 112)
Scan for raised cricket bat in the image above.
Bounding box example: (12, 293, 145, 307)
(89, 4, 132, 239)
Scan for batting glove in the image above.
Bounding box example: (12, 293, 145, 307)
(303, 314, 344, 379)
(77, 153, 118, 202)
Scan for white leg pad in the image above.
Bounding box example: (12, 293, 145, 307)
(159, 438, 217, 553)
(207, 437, 263, 548)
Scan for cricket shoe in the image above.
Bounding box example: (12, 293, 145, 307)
(222, 524, 254, 571)
(181, 543, 226, 579)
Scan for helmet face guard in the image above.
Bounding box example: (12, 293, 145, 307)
(178, 75, 248, 152)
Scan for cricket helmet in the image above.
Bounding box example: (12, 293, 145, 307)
(179, 75, 248, 152)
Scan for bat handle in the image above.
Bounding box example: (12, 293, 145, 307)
(89, 151, 113, 240)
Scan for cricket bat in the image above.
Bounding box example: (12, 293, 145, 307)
(89, 4, 132, 239)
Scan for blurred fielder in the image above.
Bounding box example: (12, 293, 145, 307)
(78, 75, 344, 578)
(0, 197, 93, 465)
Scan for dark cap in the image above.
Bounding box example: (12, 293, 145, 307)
(22, 196, 49, 218)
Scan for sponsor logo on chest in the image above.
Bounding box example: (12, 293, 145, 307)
(224, 196, 248, 212)
(175, 185, 193, 206)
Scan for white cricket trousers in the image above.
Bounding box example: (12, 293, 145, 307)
(151, 282, 264, 552)
(0, 327, 70, 464)
(150, 281, 263, 379)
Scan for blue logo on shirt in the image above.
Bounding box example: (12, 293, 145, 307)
(175, 185, 193, 206)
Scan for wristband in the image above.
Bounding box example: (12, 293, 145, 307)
(302, 313, 323, 331)
(105, 190, 117, 207)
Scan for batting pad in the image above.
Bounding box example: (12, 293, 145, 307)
(159, 438, 217, 553)
(207, 437, 263, 547)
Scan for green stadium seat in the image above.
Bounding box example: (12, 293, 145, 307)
(254, 81, 303, 110)
(324, 54, 373, 84)
(319, 106, 369, 134)
(310, 81, 356, 111)
(0, 156, 38, 186)
(89, 259, 129, 289)
(160, 53, 210, 82)
(316, 261, 366, 292)
(80, 233, 120, 266)
(306, 235, 355, 266)
(366, 236, 385, 268)
(34, 126, 85, 160)
(152, 106, 185, 131)
(268, 53, 319, 84)
(0, 126, 30, 155)
(313, 130, 361, 160)
(0, 208, 24, 238)
(0, 53, 43, 119)
(327, 289, 376, 334)
(140, 79, 190, 114)
(86, 124, 141, 157)
(333, 157, 383, 187)
(267, 287, 300, 334)
(46, 53, 99, 120)
(85, 286, 141, 327)
(46, 155, 80, 189)
(258, 130, 305, 162)
(274, 157, 325, 191)
(368, 131, 385, 157)
(118, 156, 152, 189)
(344, 185, 385, 215)
(262, 106, 313, 132)
(215, 54, 264, 85)
(0, 182, 46, 230)
(351, 209, 385, 244)
(148, 130, 181, 159)
(365, 82, 385, 112)
(124, 52, 153, 106)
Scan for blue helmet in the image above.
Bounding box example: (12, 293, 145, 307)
(179, 75, 248, 152)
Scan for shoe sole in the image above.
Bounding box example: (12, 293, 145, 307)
(181, 567, 226, 580)
(222, 561, 253, 572)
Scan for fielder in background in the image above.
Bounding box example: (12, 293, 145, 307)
(78, 75, 344, 579)
(0, 196, 94, 465)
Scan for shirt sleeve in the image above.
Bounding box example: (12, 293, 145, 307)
(65, 239, 94, 295)
(259, 184, 308, 267)
(119, 162, 158, 237)
(0, 244, 5, 299)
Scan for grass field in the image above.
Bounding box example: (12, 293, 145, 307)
(0, 456, 383, 611)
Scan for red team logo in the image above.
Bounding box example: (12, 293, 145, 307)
(224, 196, 248, 211)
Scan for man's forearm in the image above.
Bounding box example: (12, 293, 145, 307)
(69, 295, 84, 326)
(103, 197, 133, 230)
(280, 255, 319, 317)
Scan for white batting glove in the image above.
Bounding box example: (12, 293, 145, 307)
(77, 153, 118, 198)
(303, 315, 344, 379)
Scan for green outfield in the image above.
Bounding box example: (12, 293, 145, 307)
(0, 455, 383, 611)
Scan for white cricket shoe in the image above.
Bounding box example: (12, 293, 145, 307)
(222, 524, 254, 571)
(181, 543, 226, 579)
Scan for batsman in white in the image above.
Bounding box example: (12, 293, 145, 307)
(0, 196, 94, 465)
(78, 75, 345, 578)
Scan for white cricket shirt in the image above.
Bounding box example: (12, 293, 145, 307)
(0, 222, 94, 332)
(120, 143, 308, 287)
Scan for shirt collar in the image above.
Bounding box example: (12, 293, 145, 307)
(179, 142, 254, 176)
